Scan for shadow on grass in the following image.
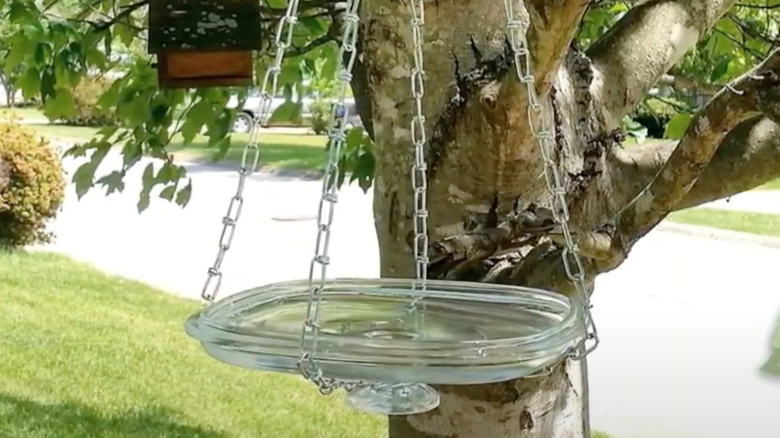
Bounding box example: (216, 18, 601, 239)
(0, 393, 226, 438)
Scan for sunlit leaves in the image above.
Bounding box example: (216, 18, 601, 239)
(337, 126, 375, 193)
(664, 113, 693, 140)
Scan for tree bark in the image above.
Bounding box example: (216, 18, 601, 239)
(361, 1, 598, 436)
(355, 0, 780, 437)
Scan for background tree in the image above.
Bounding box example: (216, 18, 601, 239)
(5, 0, 780, 437)
(0, 19, 23, 107)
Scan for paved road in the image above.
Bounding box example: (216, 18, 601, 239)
(42, 151, 780, 438)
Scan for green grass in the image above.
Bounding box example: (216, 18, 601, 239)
(0, 106, 46, 120)
(16, 122, 328, 172)
(1, 251, 622, 438)
(22, 123, 101, 141)
(0, 251, 384, 438)
(169, 133, 328, 172)
(755, 179, 780, 191)
(667, 208, 780, 237)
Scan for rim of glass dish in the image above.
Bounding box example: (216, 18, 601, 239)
(192, 277, 585, 353)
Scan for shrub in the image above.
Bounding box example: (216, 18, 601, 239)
(0, 121, 66, 249)
(59, 76, 117, 127)
(309, 99, 332, 135)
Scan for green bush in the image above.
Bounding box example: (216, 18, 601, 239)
(309, 99, 332, 135)
(0, 121, 66, 248)
(60, 76, 117, 127)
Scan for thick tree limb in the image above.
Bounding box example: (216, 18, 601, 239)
(616, 48, 780, 242)
(587, 0, 738, 128)
(526, 0, 591, 91)
(612, 116, 780, 212)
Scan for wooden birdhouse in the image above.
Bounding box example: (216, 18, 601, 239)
(147, 0, 264, 89)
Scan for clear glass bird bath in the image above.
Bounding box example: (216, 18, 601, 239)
(185, 278, 586, 415)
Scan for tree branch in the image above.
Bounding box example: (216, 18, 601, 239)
(658, 73, 720, 95)
(615, 48, 780, 242)
(612, 116, 780, 212)
(526, 0, 592, 92)
(586, 0, 738, 129)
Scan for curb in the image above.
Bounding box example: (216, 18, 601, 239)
(657, 221, 780, 250)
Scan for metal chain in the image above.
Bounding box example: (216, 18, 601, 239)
(503, 1, 598, 435)
(297, 0, 364, 395)
(503, 0, 598, 359)
(200, 0, 302, 303)
(409, 0, 429, 292)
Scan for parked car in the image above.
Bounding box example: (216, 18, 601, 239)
(226, 90, 362, 133)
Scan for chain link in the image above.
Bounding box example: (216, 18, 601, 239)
(503, 2, 597, 436)
(297, 0, 363, 395)
(409, 0, 429, 292)
(200, 1, 302, 303)
(503, 0, 598, 360)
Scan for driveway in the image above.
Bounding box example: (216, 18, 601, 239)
(43, 150, 780, 438)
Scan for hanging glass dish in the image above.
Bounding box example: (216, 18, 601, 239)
(185, 278, 586, 414)
(183, 0, 598, 421)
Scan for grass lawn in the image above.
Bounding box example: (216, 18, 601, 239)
(0, 106, 46, 120)
(0, 251, 384, 438)
(667, 208, 780, 237)
(756, 179, 780, 191)
(0, 251, 618, 438)
(23, 124, 102, 142)
(16, 122, 328, 173)
(168, 133, 328, 172)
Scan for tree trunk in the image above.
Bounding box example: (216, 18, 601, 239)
(359, 1, 599, 436)
(355, 0, 772, 436)
(0, 75, 15, 108)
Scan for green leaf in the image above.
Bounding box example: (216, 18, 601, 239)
(141, 162, 155, 188)
(345, 126, 365, 147)
(212, 135, 232, 161)
(120, 96, 150, 126)
(300, 16, 325, 33)
(711, 58, 730, 82)
(114, 22, 134, 47)
(121, 140, 143, 169)
(5, 35, 33, 71)
(72, 162, 96, 199)
(8, 0, 38, 22)
(96, 171, 126, 195)
(175, 179, 193, 207)
(156, 162, 183, 184)
(43, 88, 76, 119)
(17, 67, 40, 99)
(137, 193, 151, 213)
(40, 67, 56, 101)
(97, 79, 123, 109)
(268, 101, 303, 125)
(664, 113, 693, 139)
(137, 163, 156, 213)
(159, 185, 176, 201)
